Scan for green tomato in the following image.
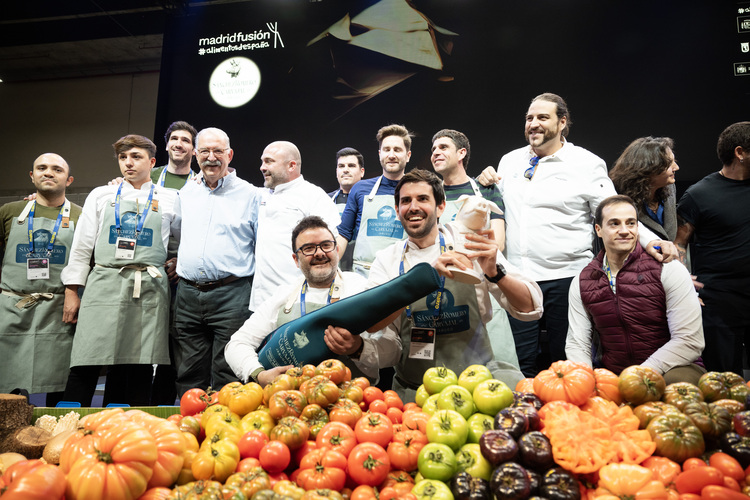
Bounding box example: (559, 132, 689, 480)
(423, 367, 458, 395)
(422, 394, 440, 416)
(415, 384, 431, 408)
(417, 442, 458, 482)
(458, 365, 493, 394)
(472, 378, 513, 416)
(436, 384, 475, 420)
(466, 413, 494, 443)
(455, 443, 493, 481)
(426, 409, 469, 451)
(412, 479, 455, 500)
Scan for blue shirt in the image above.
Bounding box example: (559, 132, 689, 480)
(337, 176, 400, 241)
(175, 171, 261, 281)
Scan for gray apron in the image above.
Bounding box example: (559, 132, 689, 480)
(393, 271, 491, 399)
(276, 275, 370, 381)
(70, 194, 169, 367)
(441, 178, 483, 223)
(352, 177, 405, 278)
(0, 201, 75, 392)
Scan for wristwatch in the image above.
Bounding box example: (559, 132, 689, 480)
(484, 263, 507, 283)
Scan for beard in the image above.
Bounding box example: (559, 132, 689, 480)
(402, 210, 438, 241)
(304, 256, 337, 287)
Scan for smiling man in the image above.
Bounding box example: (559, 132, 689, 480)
(60, 135, 180, 406)
(329, 148, 365, 272)
(150, 121, 198, 190)
(364, 169, 543, 400)
(566, 195, 705, 384)
(226, 216, 375, 386)
(0, 153, 81, 405)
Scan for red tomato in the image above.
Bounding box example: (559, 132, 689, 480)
(316, 421, 358, 457)
(700, 485, 749, 500)
(347, 442, 391, 486)
(259, 441, 291, 474)
(355, 412, 394, 448)
(363, 386, 385, 408)
(708, 452, 745, 481)
(723, 476, 741, 491)
(682, 457, 708, 471)
(403, 403, 420, 413)
(236, 457, 262, 472)
(180, 388, 218, 416)
(369, 399, 388, 414)
(0, 459, 66, 500)
(238, 430, 269, 459)
(386, 407, 404, 425)
(674, 466, 724, 494)
(383, 390, 404, 410)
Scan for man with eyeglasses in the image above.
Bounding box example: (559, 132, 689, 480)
(248, 141, 341, 314)
(226, 216, 374, 386)
(173, 127, 262, 396)
(478, 93, 677, 377)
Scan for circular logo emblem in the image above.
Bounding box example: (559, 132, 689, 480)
(209, 57, 261, 108)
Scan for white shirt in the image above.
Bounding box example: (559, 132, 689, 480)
(497, 141, 658, 281)
(566, 259, 705, 374)
(249, 176, 341, 311)
(361, 227, 544, 374)
(61, 181, 180, 286)
(226, 271, 376, 381)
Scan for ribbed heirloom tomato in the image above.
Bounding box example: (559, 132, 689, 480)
(0, 459, 66, 500)
(532, 360, 596, 406)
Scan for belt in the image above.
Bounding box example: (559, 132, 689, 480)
(182, 275, 243, 292)
(394, 375, 421, 391)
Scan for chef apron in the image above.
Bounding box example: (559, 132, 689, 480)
(352, 176, 405, 278)
(392, 240, 492, 399)
(0, 200, 75, 393)
(276, 272, 371, 381)
(441, 181, 521, 371)
(331, 190, 355, 272)
(70, 188, 169, 367)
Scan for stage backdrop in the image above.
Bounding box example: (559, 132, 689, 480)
(155, 0, 747, 193)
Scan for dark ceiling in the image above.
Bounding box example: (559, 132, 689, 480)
(0, 1, 242, 83)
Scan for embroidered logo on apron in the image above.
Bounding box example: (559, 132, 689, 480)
(413, 289, 470, 334)
(366, 206, 404, 238)
(15, 229, 67, 264)
(108, 212, 154, 246)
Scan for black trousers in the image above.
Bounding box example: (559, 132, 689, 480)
(63, 364, 153, 407)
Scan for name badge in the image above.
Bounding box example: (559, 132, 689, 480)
(115, 237, 136, 260)
(409, 326, 436, 360)
(27, 257, 50, 280)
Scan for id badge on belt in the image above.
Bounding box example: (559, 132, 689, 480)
(408, 326, 436, 360)
(115, 237, 136, 260)
(27, 257, 50, 280)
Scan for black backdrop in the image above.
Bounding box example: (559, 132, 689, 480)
(155, 0, 747, 196)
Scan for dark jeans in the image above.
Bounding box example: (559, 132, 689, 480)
(700, 289, 750, 376)
(509, 276, 573, 378)
(63, 364, 153, 407)
(174, 277, 252, 397)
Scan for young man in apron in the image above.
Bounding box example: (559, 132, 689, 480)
(61, 135, 180, 406)
(366, 169, 543, 402)
(0, 153, 81, 406)
(328, 147, 365, 272)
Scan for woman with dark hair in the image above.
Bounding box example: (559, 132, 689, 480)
(609, 137, 680, 241)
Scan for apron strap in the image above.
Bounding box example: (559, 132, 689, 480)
(1, 288, 55, 310)
(95, 264, 163, 299)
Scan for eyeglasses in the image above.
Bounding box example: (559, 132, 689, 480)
(524, 156, 540, 180)
(295, 240, 337, 256)
(197, 148, 228, 158)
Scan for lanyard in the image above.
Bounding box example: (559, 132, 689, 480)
(400, 233, 446, 322)
(299, 279, 335, 317)
(330, 189, 340, 201)
(157, 166, 195, 188)
(115, 183, 155, 236)
(27, 200, 69, 255)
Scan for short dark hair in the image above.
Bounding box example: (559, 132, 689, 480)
(394, 169, 445, 207)
(717, 121, 750, 166)
(336, 147, 364, 169)
(432, 129, 471, 169)
(164, 121, 198, 145)
(291, 216, 335, 251)
(113, 135, 157, 158)
(377, 124, 413, 151)
(531, 93, 572, 138)
(595, 195, 638, 227)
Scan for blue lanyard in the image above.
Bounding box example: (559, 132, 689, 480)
(400, 233, 446, 323)
(27, 201, 66, 255)
(115, 183, 155, 236)
(157, 166, 194, 188)
(299, 280, 335, 317)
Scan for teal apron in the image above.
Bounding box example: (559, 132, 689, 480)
(70, 192, 169, 367)
(352, 176, 406, 278)
(275, 274, 371, 381)
(0, 200, 75, 393)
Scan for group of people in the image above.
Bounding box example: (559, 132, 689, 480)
(1, 92, 748, 407)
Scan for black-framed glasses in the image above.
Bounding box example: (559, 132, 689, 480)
(524, 156, 540, 180)
(295, 240, 337, 256)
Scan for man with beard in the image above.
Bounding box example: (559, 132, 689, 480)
(174, 127, 262, 395)
(151, 121, 198, 190)
(329, 147, 365, 271)
(479, 93, 675, 377)
(365, 169, 543, 400)
(0, 154, 81, 405)
(226, 216, 375, 385)
(337, 124, 413, 278)
(248, 141, 341, 313)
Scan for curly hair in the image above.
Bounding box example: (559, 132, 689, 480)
(609, 137, 674, 215)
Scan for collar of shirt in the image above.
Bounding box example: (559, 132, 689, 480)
(122, 180, 155, 192)
(201, 170, 236, 192)
(527, 138, 572, 164)
(404, 226, 453, 253)
(269, 175, 304, 195)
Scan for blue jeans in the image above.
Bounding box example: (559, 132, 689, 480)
(509, 277, 573, 378)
